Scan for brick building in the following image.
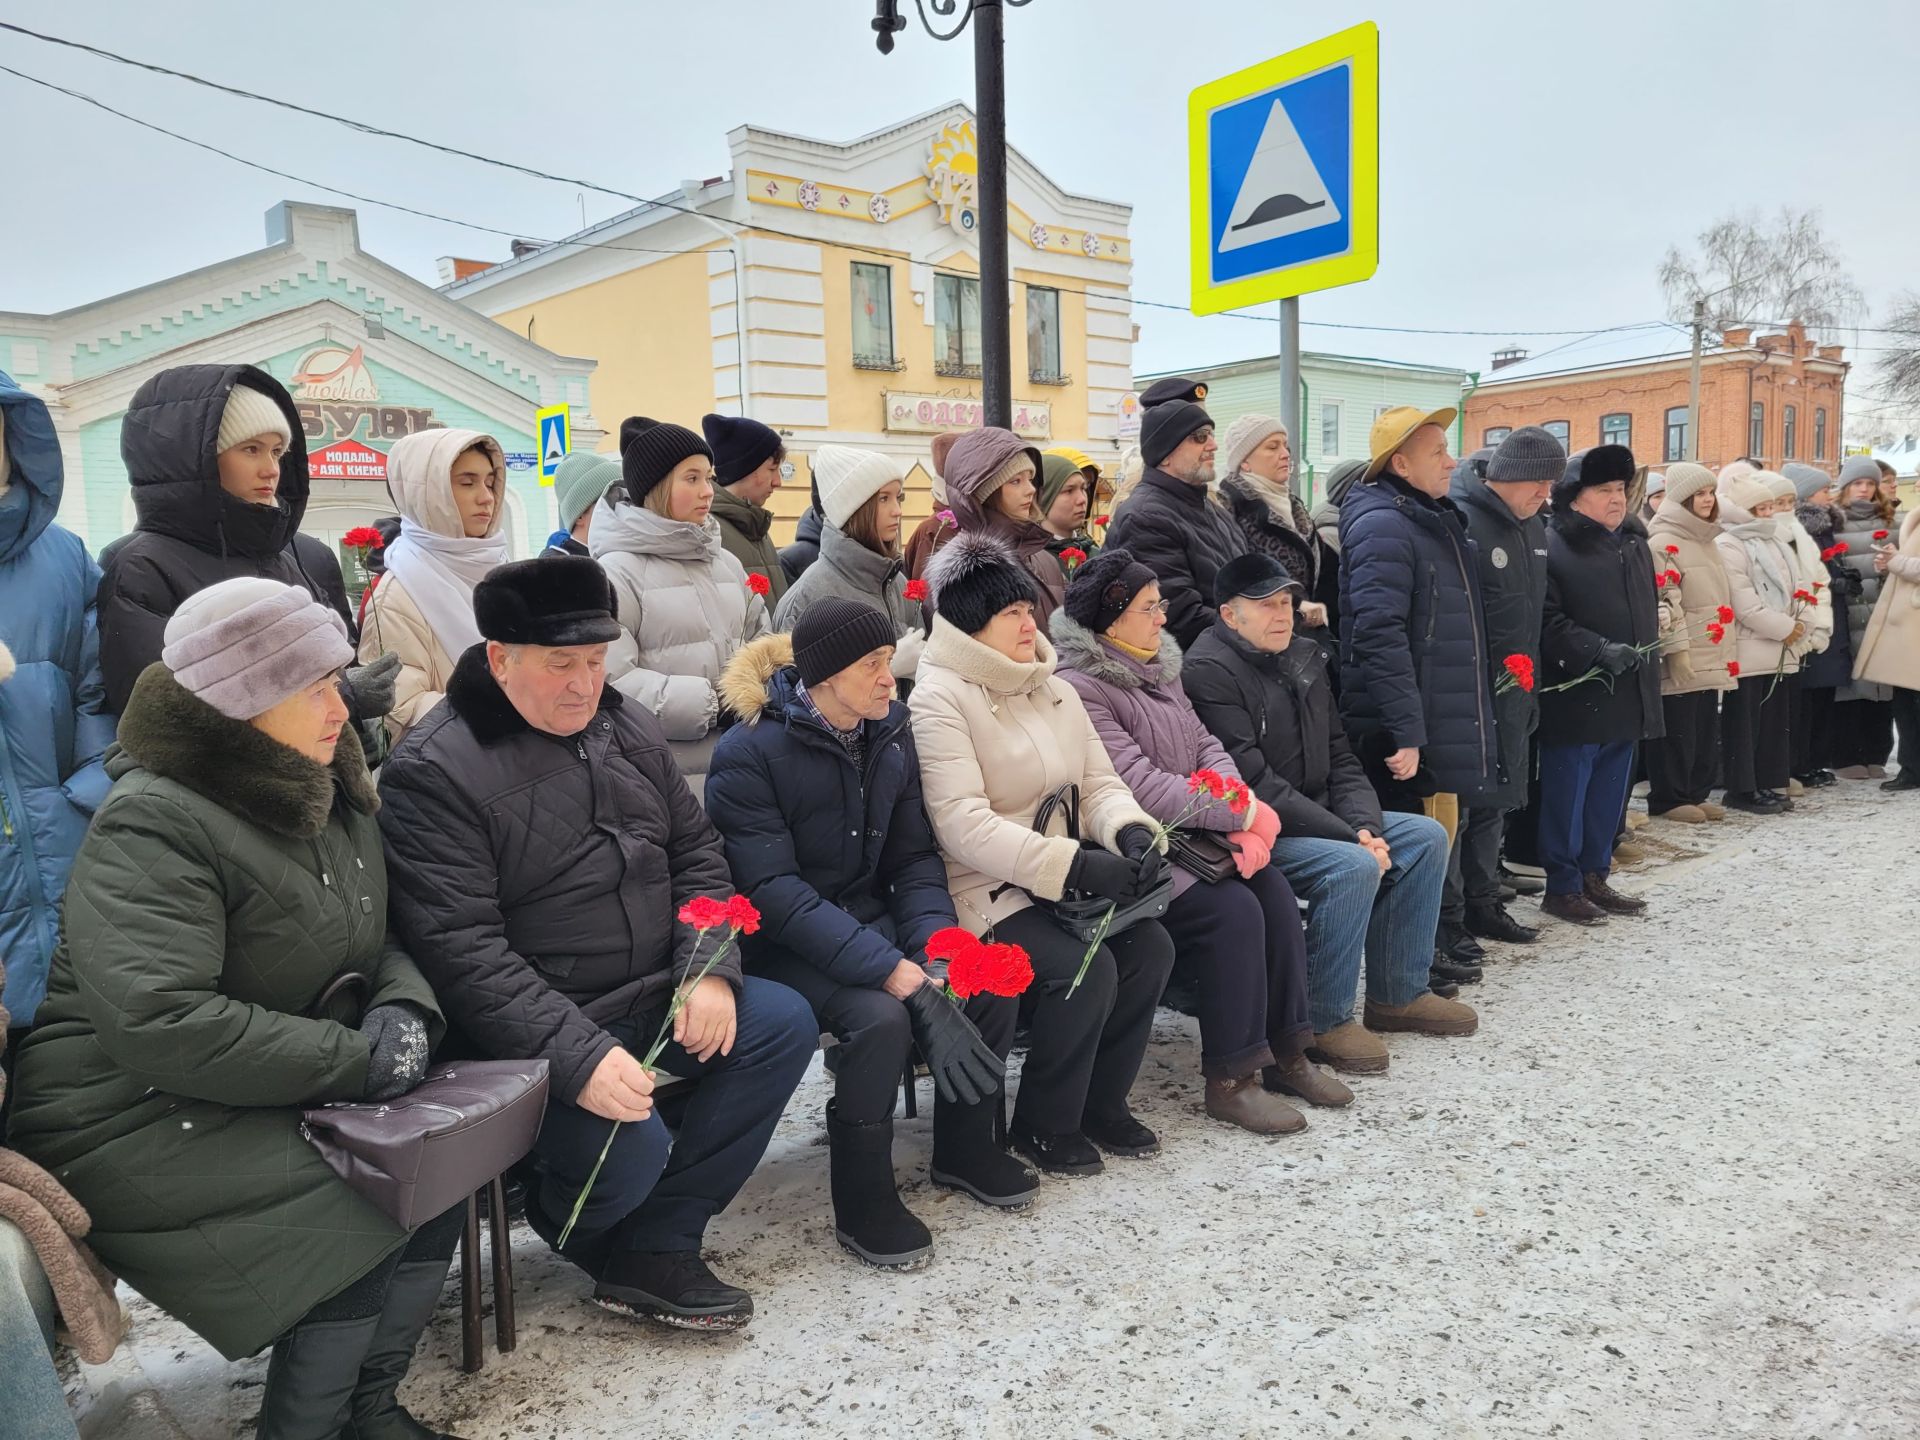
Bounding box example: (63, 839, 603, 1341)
(1462, 322, 1848, 472)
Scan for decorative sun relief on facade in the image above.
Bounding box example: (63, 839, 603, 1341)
(868, 193, 891, 224)
(926, 119, 979, 237)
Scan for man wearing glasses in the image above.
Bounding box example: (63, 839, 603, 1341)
(1105, 377, 1250, 650)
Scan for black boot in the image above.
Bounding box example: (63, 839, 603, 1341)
(342, 1262, 466, 1440)
(257, 1313, 381, 1440)
(1466, 901, 1540, 944)
(594, 1250, 754, 1331)
(523, 1185, 614, 1282)
(826, 1102, 933, 1269)
(1439, 924, 1487, 962)
(931, 1096, 1038, 1209)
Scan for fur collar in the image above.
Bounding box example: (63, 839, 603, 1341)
(720, 632, 793, 725)
(1551, 507, 1648, 552)
(1049, 610, 1183, 690)
(114, 665, 376, 838)
(445, 643, 622, 745)
(921, 614, 1057, 697)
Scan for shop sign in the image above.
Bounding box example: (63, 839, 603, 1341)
(884, 391, 1051, 440)
(288, 343, 440, 446)
(309, 438, 389, 482)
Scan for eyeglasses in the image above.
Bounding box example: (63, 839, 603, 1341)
(1129, 599, 1171, 618)
(1189, 428, 1216, 446)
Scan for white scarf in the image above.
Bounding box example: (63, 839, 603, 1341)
(1728, 514, 1792, 611)
(1231, 468, 1301, 534)
(382, 523, 511, 660)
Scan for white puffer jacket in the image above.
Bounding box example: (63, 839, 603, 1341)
(1715, 501, 1803, 679)
(589, 500, 769, 744)
(909, 616, 1155, 935)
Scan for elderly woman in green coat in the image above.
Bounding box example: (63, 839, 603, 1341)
(9, 578, 462, 1440)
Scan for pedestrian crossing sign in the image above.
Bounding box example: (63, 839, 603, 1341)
(537, 403, 571, 486)
(1188, 22, 1379, 316)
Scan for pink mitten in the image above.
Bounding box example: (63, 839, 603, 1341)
(1227, 830, 1271, 877)
(1247, 798, 1281, 846)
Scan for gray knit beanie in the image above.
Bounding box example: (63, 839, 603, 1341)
(1780, 463, 1832, 504)
(161, 578, 352, 719)
(1485, 425, 1567, 483)
(1837, 454, 1882, 489)
(552, 450, 620, 531)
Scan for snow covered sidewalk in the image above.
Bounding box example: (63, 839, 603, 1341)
(70, 781, 1920, 1439)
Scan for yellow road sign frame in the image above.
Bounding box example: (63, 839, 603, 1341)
(1188, 21, 1380, 316)
(536, 402, 571, 487)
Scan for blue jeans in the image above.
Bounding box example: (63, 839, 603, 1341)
(1538, 741, 1636, 895)
(529, 976, 817, 1253)
(0, 1219, 77, 1438)
(1270, 812, 1449, 1033)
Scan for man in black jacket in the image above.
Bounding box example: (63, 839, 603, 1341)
(1440, 428, 1563, 956)
(379, 555, 816, 1332)
(1184, 554, 1473, 1075)
(1536, 446, 1666, 925)
(1105, 383, 1248, 649)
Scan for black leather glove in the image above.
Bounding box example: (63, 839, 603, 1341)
(1066, 846, 1137, 902)
(1594, 642, 1642, 676)
(342, 651, 402, 721)
(901, 983, 1004, 1107)
(362, 1002, 430, 1101)
(1116, 823, 1166, 894)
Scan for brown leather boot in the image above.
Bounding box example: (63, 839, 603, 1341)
(1542, 891, 1609, 926)
(1363, 991, 1478, 1037)
(1304, 1020, 1389, 1074)
(1583, 873, 1647, 915)
(1204, 1074, 1307, 1135)
(1263, 1054, 1355, 1108)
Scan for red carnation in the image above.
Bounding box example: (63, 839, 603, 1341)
(1728, 661, 1741, 677)
(1655, 572, 1669, 589)
(904, 578, 929, 603)
(1792, 588, 1816, 603)
(1665, 569, 1683, 586)
(677, 896, 733, 932)
(1187, 768, 1229, 799)
(1717, 604, 1735, 624)
(1664, 545, 1680, 555)
(1875, 530, 1891, 541)
(1091, 514, 1111, 528)
(724, 895, 762, 935)
(1502, 654, 1536, 693)
(1834, 541, 1850, 554)
(1706, 623, 1726, 644)
(948, 940, 1035, 1000)
(342, 525, 385, 551)
(1223, 781, 1253, 814)
(1059, 546, 1089, 570)
(745, 572, 772, 597)
(924, 927, 977, 964)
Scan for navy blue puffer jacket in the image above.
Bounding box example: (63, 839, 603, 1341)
(707, 634, 955, 988)
(1337, 473, 1497, 796)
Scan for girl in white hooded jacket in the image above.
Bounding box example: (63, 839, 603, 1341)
(1713, 469, 1807, 814)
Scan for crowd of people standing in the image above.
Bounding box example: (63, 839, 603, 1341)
(0, 357, 1913, 1438)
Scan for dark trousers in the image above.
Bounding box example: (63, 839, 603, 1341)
(751, 946, 1017, 1124)
(1440, 805, 1507, 926)
(992, 908, 1175, 1136)
(1537, 741, 1637, 895)
(528, 976, 817, 1253)
(1894, 688, 1920, 776)
(1790, 682, 1839, 777)
(303, 1204, 465, 1325)
(1504, 738, 1543, 867)
(1832, 697, 1895, 768)
(1161, 866, 1311, 1079)
(1721, 674, 1792, 793)
(1647, 691, 1721, 811)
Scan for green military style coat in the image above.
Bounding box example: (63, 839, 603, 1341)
(8, 665, 445, 1360)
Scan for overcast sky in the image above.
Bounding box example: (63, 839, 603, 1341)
(2, 0, 1913, 415)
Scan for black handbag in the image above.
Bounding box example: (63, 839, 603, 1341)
(1022, 784, 1174, 942)
(1165, 826, 1240, 884)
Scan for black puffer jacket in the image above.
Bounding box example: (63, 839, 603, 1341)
(1184, 617, 1383, 843)
(1337, 473, 1496, 796)
(96, 364, 353, 713)
(1539, 507, 1665, 747)
(1795, 503, 1857, 689)
(1105, 467, 1249, 649)
(1451, 458, 1550, 808)
(780, 505, 824, 584)
(377, 647, 736, 1103)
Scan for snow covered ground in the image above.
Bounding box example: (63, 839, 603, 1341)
(71, 781, 1920, 1439)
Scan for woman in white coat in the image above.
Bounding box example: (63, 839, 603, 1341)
(358, 428, 509, 743)
(590, 416, 770, 781)
(911, 533, 1175, 1179)
(1714, 469, 1808, 814)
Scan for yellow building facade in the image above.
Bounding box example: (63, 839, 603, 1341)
(444, 106, 1136, 542)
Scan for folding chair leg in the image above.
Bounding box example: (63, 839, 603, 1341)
(460, 1191, 483, 1374)
(487, 1175, 516, 1354)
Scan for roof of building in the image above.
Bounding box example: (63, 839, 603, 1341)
(1138, 349, 1468, 385)
(1469, 324, 1693, 385)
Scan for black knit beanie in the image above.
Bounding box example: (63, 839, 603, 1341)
(792, 596, 899, 687)
(925, 531, 1040, 637)
(1063, 546, 1157, 634)
(1141, 399, 1212, 469)
(701, 413, 783, 486)
(620, 415, 711, 502)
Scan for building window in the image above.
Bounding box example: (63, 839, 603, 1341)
(850, 262, 898, 370)
(934, 273, 981, 377)
(1600, 413, 1631, 450)
(1483, 426, 1512, 446)
(1320, 402, 1341, 458)
(1026, 287, 1066, 384)
(1783, 404, 1797, 460)
(1373, 403, 1395, 421)
(1664, 406, 1689, 463)
(1543, 420, 1571, 449)
(1814, 407, 1827, 461)
(1750, 402, 1765, 460)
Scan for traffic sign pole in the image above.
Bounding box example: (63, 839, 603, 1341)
(1279, 296, 1301, 461)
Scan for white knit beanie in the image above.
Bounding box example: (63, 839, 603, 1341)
(1220, 413, 1287, 480)
(1662, 462, 1717, 506)
(216, 383, 293, 453)
(1718, 469, 1776, 515)
(812, 445, 904, 529)
(1759, 470, 1798, 505)
(162, 578, 352, 719)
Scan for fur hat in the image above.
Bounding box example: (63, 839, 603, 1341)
(924, 531, 1038, 636)
(701, 413, 783, 486)
(1661, 462, 1718, 506)
(161, 578, 352, 720)
(216, 383, 292, 453)
(1552, 444, 1635, 511)
(812, 445, 903, 529)
(473, 555, 625, 647)
(619, 416, 710, 502)
(1062, 546, 1157, 634)
(792, 596, 899, 687)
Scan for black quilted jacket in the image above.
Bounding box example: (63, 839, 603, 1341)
(378, 646, 736, 1103)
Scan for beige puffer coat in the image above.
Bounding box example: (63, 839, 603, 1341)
(1853, 507, 1920, 691)
(910, 616, 1156, 935)
(1715, 500, 1803, 678)
(590, 499, 770, 745)
(1646, 497, 1737, 696)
